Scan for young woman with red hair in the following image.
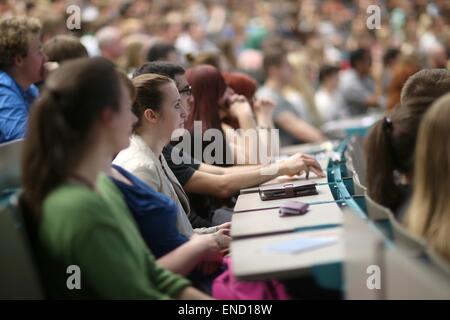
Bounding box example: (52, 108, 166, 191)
(222, 71, 276, 163)
(222, 71, 275, 129)
(185, 65, 269, 165)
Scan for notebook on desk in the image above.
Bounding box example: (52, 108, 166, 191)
(235, 184, 335, 213)
(259, 182, 318, 201)
(240, 175, 327, 195)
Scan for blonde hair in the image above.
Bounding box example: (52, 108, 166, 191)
(405, 93, 450, 261)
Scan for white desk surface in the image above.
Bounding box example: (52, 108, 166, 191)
(234, 184, 335, 213)
(231, 227, 343, 280)
(231, 202, 342, 238)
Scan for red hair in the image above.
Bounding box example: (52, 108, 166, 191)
(222, 72, 257, 103)
(222, 71, 258, 129)
(387, 56, 421, 111)
(185, 65, 226, 133)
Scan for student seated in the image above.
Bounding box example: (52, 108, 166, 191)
(220, 71, 270, 164)
(315, 65, 345, 122)
(338, 48, 380, 115)
(110, 163, 229, 294)
(21, 57, 209, 299)
(0, 16, 47, 143)
(365, 68, 450, 218)
(365, 98, 434, 218)
(110, 164, 229, 259)
(132, 62, 325, 226)
(222, 71, 276, 159)
(184, 64, 260, 165)
(109, 72, 231, 264)
(257, 49, 325, 146)
(404, 93, 450, 262)
(113, 73, 229, 236)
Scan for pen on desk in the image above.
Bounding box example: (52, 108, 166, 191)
(305, 167, 310, 180)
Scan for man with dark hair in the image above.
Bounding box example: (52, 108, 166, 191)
(315, 65, 345, 122)
(132, 61, 324, 227)
(339, 48, 379, 115)
(133, 61, 185, 82)
(383, 48, 400, 67)
(257, 49, 325, 146)
(146, 42, 180, 64)
(349, 48, 371, 70)
(318, 65, 340, 84)
(0, 16, 47, 143)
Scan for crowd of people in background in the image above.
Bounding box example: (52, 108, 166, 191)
(1, 0, 449, 144)
(1, 0, 450, 299)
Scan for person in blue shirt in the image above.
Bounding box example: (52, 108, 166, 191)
(111, 164, 189, 258)
(0, 16, 47, 143)
(109, 164, 229, 279)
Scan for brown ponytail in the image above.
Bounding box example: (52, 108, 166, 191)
(365, 97, 436, 211)
(365, 118, 401, 209)
(21, 57, 122, 217)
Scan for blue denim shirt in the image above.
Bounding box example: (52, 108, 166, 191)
(0, 71, 39, 143)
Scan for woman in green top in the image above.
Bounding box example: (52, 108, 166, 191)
(21, 57, 210, 299)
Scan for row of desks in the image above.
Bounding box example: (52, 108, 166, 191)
(230, 146, 345, 281)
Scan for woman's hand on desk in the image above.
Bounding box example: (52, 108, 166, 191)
(279, 153, 325, 178)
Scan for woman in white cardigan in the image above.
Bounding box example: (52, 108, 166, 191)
(114, 73, 229, 238)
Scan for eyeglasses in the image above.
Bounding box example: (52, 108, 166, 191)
(179, 85, 192, 97)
